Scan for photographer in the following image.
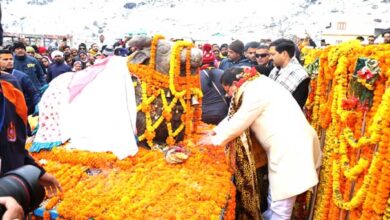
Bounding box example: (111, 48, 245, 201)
(0, 197, 23, 220)
(0, 75, 62, 197)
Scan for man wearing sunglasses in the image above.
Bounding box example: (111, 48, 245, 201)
(255, 45, 273, 76)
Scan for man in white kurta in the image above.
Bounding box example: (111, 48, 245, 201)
(203, 75, 321, 219)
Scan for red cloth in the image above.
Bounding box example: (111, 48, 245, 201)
(202, 43, 215, 64)
(38, 46, 47, 54)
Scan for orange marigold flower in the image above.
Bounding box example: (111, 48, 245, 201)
(166, 136, 175, 146)
(162, 110, 172, 122)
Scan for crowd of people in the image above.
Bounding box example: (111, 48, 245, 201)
(0, 30, 389, 219)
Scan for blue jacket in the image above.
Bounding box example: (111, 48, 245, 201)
(11, 69, 41, 115)
(47, 61, 72, 82)
(218, 56, 253, 71)
(200, 68, 228, 117)
(13, 55, 46, 90)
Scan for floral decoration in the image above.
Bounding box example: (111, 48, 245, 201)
(128, 35, 203, 147)
(304, 41, 390, 220)
(32, 125, 235, 219)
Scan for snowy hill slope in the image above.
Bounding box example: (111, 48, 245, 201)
(1, 0, 389, 45)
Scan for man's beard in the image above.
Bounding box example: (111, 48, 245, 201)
(2, 67, 13, 73)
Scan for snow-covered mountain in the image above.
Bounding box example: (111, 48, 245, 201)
(1, 0, 389, 45)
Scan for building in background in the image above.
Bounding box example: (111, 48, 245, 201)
(2, 32, 72, 47)
(321, 15, 386, 45)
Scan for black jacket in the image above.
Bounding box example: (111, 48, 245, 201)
(9, 69, 41, 115)
(0, 76, 44, 175)
(47, 61, 72, 82)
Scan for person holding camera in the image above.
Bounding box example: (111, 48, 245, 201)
(0, 74, 62, 197)
(0, 197, 24, 220)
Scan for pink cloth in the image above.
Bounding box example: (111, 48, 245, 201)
(68, 58, 110, 102)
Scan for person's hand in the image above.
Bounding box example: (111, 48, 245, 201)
(198, 134, 216, 147)
(39, 173, 62, 197)
(198, 129, 216, 135)
(205, 130, 216, 136)
(0, 196, 24, 220)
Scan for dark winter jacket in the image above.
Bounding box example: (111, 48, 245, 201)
(200, 68, 228, 124)
(10, 69, 40, 115)
(219, 56, 253, 71)
(13, 55, 46, 89)
(47, 61, 72, 82)
(0, 77, 45, 175)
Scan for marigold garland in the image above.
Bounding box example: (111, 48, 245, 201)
(127, 35, 202, 147)
(32, 130, 234, 219)
(308, 42, 390, 220)
(223, 183, 237, 220)
(43, 210, 51, 220)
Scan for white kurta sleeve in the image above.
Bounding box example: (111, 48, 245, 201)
(213, 116, 228, 134)
(211, 80, 267, 146)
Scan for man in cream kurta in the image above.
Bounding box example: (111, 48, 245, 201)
(207, 75, 321, 219)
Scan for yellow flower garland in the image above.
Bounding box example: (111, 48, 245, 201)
(309, 42, 390, 220)
(128, 35, 203, 147)
(32, 134, 234, 219)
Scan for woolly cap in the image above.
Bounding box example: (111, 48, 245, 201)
(13, 41, 26, 51)
(26, 46, 35, 53)
(228, 40, 244, 54)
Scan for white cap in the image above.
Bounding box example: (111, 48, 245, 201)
(51, 50, 63, 58)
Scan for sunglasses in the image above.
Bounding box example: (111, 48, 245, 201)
(255, 53, 269, 58)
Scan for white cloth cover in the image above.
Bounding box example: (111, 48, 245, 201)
(33, 56, 138, 159)
(63, 56, 137, 159)
(32, 72, 74, 149)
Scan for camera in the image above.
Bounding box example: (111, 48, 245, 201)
(0, 165, 45, 217)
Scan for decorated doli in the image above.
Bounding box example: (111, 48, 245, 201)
(302, 41, 390, 220)
(29, 35, 235, 219)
